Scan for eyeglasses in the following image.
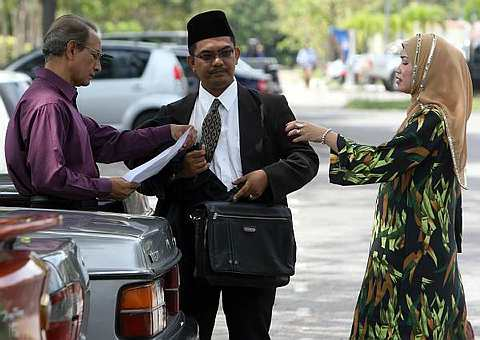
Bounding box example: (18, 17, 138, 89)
(82, 45, 104, 62)
(194, 48, 234, 63)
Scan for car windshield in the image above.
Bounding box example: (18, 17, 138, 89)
(0, 81, 30, 117)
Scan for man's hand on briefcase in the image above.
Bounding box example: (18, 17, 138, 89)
(176, 144, 210, 178)
(232, 170, 268, 202)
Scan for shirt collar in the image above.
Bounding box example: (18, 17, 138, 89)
(35, 68, 78, 103)
(198, 78, 237, 112)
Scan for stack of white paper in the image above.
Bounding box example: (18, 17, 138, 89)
(123, 128, 191, 183)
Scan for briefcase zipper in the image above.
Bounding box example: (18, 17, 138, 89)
(212, 212, 289, 221)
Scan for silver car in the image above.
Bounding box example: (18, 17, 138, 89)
(2, 207, 197, 339)
(14, 236, 91, 340)
(5, 40, 188, 129)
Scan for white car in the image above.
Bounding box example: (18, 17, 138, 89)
(0, 71, 32, 174)
(367, 41, 403, 91)
(5, 40, 188, 129)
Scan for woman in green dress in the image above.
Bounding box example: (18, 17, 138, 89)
(286, 34, 474, 339)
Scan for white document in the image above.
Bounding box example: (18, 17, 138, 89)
(123, 128, 191, 183)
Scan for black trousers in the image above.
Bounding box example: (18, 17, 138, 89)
(179, 249, 276, 340)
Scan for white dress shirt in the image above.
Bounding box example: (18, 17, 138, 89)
(189, 79, 242, 190)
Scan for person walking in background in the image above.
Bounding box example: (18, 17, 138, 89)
(296, 44, 317, 88)
(287, 33, 475, 339)
(5, 14, 195, 210)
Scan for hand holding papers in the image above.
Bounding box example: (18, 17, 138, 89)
(123, 127, 192, 183)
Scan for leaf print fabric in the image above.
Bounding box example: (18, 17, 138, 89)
(330, 105, 469, 339)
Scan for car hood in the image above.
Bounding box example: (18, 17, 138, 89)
(0, 207, 180, 279)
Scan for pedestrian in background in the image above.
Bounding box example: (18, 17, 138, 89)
(5, 14, 195, 210)
(287, 33, 475, 339)
(296, 44, 317, 88)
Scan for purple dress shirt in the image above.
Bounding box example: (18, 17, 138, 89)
(5, 68, 172, 200)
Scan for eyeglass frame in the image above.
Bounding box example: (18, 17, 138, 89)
(68, 40, 104, 62)
(81, 45, 104, 62)
(193, 47, 235, 63)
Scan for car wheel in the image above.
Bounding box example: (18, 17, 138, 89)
(383, 71, 396, 91)
(132, 110, 158, 129)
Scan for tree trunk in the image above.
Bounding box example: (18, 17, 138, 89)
(42, 0, 56, 36)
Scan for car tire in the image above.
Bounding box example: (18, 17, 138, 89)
(383, 71, 396, 91)
(132, 110, 158, 129)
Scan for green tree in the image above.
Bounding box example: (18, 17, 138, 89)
(465, 0, 480, 21)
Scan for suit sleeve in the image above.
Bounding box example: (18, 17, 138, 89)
(261, 95, 319, 201)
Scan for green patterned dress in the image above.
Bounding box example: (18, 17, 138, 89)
(329, 106, 468, 339)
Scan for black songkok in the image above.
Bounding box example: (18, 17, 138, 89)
(187, 10, 235, 48)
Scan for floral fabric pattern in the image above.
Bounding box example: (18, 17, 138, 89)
(330, 106, 468, 340)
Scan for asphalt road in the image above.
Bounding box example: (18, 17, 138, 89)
(99, 79, 480, 339)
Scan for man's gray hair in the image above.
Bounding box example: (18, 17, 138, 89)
(42, 14, 98, 59)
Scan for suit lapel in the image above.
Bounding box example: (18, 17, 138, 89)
(238, 85, 264, 174)
(171, 93, 197, 124)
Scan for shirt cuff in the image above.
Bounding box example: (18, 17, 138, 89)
(96, 177, 112, 198)
(152, 125, 173, 144)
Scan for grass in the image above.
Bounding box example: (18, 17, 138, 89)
(346, 99, 410, 110)
(346, 96, 480, 111)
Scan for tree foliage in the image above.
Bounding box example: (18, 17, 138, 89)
(0, 0, 471, 65)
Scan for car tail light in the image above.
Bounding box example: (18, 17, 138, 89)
(164, 265, 179, 316)
(40, 291, 51, 332)
(173, 65, 183, 80)
(47, 282, 84, 340)
(257, 79, 268, 93)
(117, 280, 166, 338)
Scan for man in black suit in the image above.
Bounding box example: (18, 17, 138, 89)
(130, 10, 319, 340)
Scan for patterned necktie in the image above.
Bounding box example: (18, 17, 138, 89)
(200, 99, 222, 162)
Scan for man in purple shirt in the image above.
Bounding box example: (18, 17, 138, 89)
(5, 14, 195, 210)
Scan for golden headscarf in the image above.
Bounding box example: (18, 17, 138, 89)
(402, 33, 472, 189)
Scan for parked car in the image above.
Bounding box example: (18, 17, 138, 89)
(241, 56, 282, 93)
(14, 236, 90, 340)
(0, 207, 197, 340)
(348, 54, 373, 84)
(4, 40, 189, 129)
(161, 44, 275, 94)
(367, 42, 402, 91)
(0, 71, 31, 117)
(326, 59, 347, 84)
(0, 70, 198, 339)
(0, 213, 59, 340)
(103, 30, 188, 45)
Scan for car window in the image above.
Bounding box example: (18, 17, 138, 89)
(0, 81, 30, 117)
(15, 55, 45, 79)
(95, 49, 150, 79)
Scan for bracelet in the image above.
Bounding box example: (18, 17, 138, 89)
(319, 128, 332, 144)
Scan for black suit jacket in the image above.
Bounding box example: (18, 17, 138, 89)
(128, 84, 318, 210)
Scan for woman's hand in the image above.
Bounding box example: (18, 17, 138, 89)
(285, 120, 338, 152)
(285, 120, 326, 143)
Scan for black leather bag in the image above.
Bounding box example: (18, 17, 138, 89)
(190, 201, 296, 288)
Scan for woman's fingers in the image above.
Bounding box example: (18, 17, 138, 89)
(285, 120, 302, 132)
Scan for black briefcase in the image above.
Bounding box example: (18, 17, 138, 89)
(189, 201, 296, 288)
